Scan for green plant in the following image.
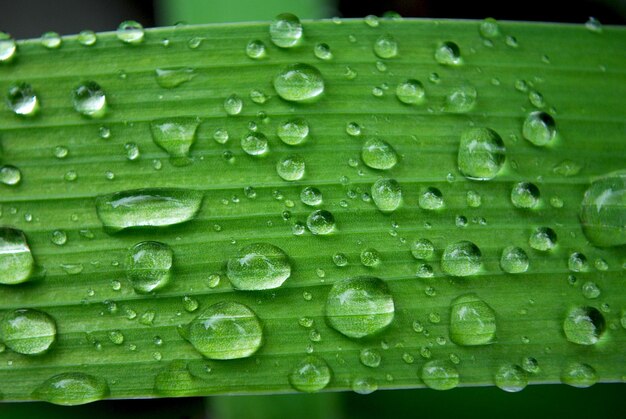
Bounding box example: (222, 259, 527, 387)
(0, 15, 624, 406)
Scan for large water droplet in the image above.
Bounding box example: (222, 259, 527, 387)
(325, 276, 395, 338)
(289, 355, 331, 392)
(373, 34, 398, 58)
(580, 172, 626, 247)
(33, 373, 109, 406)
(421, 360, 459, 390)
(117, 20, 144, 44)
(269, 13, 303, 48)
(241, 132, 269, 156)
(458, 127, 505, 181)
(95, 188, 203, 233)
(274, 63, 324, 102)
(7, 83, 39, 116)
(155, 67, 195, 88)
(126, 241, 173, 294)
(362, 138, 398, 170)
(435, 42, 462, 65)
(396, 79, 425, 105)
(307, 209, 336, 235)
(0, 32, 17, 62)
(150, 118, 199, 164)
(511, 182, 540, 209)
(441, 241, 482, 277)
(72, 81, 106, 118)
(0, 165, 22, 186)
(184, 302, 263, 360)
(563, 306, 605, 345)
(276, 155, 305, 181)
(495, 364, 527, 392)
(371, 178, 402, 212)
(449, 293, 496, 345)
(226, 243, 290, 290)
(0, 309, 56, 355)
(522, 111, 556, 146)
(561, 363, 597, 388)
(529, 227, 557, 251)
(0, 227, 35, 285)
(500, 246, 529, 274)
(278, 118, 309, 145)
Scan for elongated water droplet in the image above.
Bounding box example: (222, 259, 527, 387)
(373, 34, 398, 58)
(278, 118, 309, 145)
(274, 63, 324, 102)
(0, 165, 21, 186)
(449, 293, 496, 345)
(0, 309, 56, 355)
(33, 373, 109, 406)
(396, 79, 425, 104)
(580, 172, 626, 247)
(246, 40, 267, 59)
(7, 83, 39, 116)
(458, 127, 505, 180)
(435, 42, 462, 65)
(72, 81, 106, 117)
(117, 20, 144, 44)
(441, 241, 482, 277)
(78, 30, 97, 46)
(241, 132, 269, 156)
(184, 302, 263, 360)
(276, 155, 305, 181)
(325, 276, 395, 339)
(495, 364, 527, 392)
(155, 67, 195, 88)
(307, 209, 335, 235)
(529, 227, 557, 251)
(96, 188, 203, 233)
(500, 246, 529, 274)
(362, 138, 398, 170)
(150, 118, 199, 163)
(126, 241, 173, 294)
(523, 111, 556, 146)
(0, 32, 17, 62)
(421, 360, 459, 390)
(289, 355, 331, 393)
(371, 178, 402, 212)
(226, 243, 290, 290)
(563, 306, 605, 345)
(0, 227, 35, 285)
(561, 363, 597, 387)
(360, 348, 382, 368)
(270, 13, 303, 48)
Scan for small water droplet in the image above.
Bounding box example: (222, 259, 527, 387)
(411, 238, 435, 260)
(241, 131, 269, 156)
(371, 178, 402, 212)
(0, 32, 17, 62)
(581, 281, 601, 299)
(78, 30, 97, 46)
(7, 83, 39, 116)
(117, 20, 144, 44)
(314, 42, 332, 60)
(568, 252, 589, 272)
(352, 377, 378, 394)
(270, 13, 303, 48)
(300, 186, 323, 206)
(274, 63, 324, 102)
(277, 118, 309, 145)
(33, 373, 109, 405)
(495, 364, 527, 392)
(444, 83, 477, 113)
(289, 355, 331, 392)
(449, 293, 496, 345)
(0, 165, 22, 186)
(563, 306, 605, 345)
(561, 363, 597, 387)
(529, 227, 557, 251)
(458, 127, 505, 180)
(421, 360, 459, 390)
(419, 187, 444, 210)
(396, 79, 425, 105)
(126, 241, 173, 294)
(72, 81, 106, 118)
(364, 15, 380, 27)
(246, 39, 267, 59)
(373, 34, 398, 58)
(435, 42, 462, 65)
(224, 94, 243, 115)
(479, 18, 500, 38)
(523, 111, 556, 146)
(0, 309, 56, 355)
(441, 241, 482, 277)
(362, 138, 398, 170)
(276, 155, 305, 181)
(360, 348, 382, 368)
(500, 246, 529, 274)
(585, 17, 603, 33)
(226, 243, 290, 290)
(51, 229, 67, 246)
(41, 32, 62, 49)
(307, 209, 335, 235)
(124, 142, 140, 161)
(511, 182, 540, 208)
(466, 190, 482, 207)
(360, 248, 381, 267)
(155, 67, 195, 89)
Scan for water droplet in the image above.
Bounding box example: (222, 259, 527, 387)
(396, 79, 425, 105)
(150, 118, 199, 163)
(500, 246, 529, 274)
(445, 83, 477, 113)
(274, 63, 324, 102)
(585, 17, 603, 33)
(362, 138, 398, 170)
(0, 227, 35, 285)
(449, 293, 496, 345)
(300, 186, 322, 206)
(360, 348, 382, 368)
(360, 248, 381, 267)
(325, 276, 394, 338)
(307, 209, 335, 235)
(7, 83, 39, 116)
(54, 145, 69, 159)
(479, 18, 500, 38)
(126, 241, 173, 294)
(249, 89, 267, 104)
(466, 190, 482, 208)
(332, 252, 348, 267)
(495, 364, 527, 392)
(278, 118, 309, 145)
(289, 355, 331, 392)
(269, 13, 303, 48)
(51, 230, 67, 246)
(582, 281, 601, 299)
(419, 187, 444, 210)
(352, 377, 378, 394)
(563, 306, 605, 345)
(458, 127, 505, 180)
(435, 42, 462, 65)
(33, 373, 109, 405)
(441, 241, 482, 277)
(561, 363, 597, 387)
(72, 81, 106, 118)
(373, 34, 398, 58)
(0, 32, 17, 62)
(41, 32, 62, 49)
(245, 40, 267, 59)
(108, 330, 124, 345)
(568, 252, 589, 272)
(314, 43, 332, 60)
(529, 227, 557, 251)
(95, 188, 203, 233)
(223, 94, 243, 115)
(421, 360, 459, 390)
(371, 178, 402, 212)
(411, 238, 435, 260)
(183, 301, 262, 360)
(364, 15, 380, 27)
(523, 111, 556, 146)
(241, 132, 269, 156)
(124, 142, 140, 161)
(226, 243, 290, 290)
(276, 155, 305, 181)
(155, 67, 195, 89)
(580, 172, 626, 247)
(0, 309, 56, 355)
(346, 122, 361, 136)
(117, 20, 144, 44)
(78, 30, 97, 46)
(0, 165, 22, 186)
(511, 182, 540, 208)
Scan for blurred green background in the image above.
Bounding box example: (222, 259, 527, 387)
(0, 1, 624, 418)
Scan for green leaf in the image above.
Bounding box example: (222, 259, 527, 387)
(0, 17, 624, 405)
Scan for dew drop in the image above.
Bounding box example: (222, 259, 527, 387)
(41, 32, 62, 49)
(568, 252, 589, 272)
(371, 178, 402, 212)
(277, 118, 309, 145)
(346, 122, 361, 136)
(300, 186, 323, 206)
(362, 138, 398, 170)
(241, 132, 269, 156)
(581, 281, 601, 299)
(500, 246, 529, 274)
(0, 32, 17, 62)
(0, 227, 35, 285)
(0, 165, 22, 186)
(411, 238, 435, 260)
(307, 209, 335, 235)
(479, 18, 500, 38)
(333, 252, 348, 267)
(523, 111, 556, 146)
(373, 34, 398, 58)
(117, 20, 144, 44)
(155, 67, 195, 89)
(561, 363, 597, 387)
(276, 155, 305, 181)
(245, 40, 267, 59)
(274, 63, 324, 102)
(150, 118, 199, 163)
(72, 81, 106, 118)
(585, 17, 603, 33)
(435, 42, 462, 65)
(458, 127, 505, 180)
(7, 83, 39, 116)
(441, 241, 482, 277)
(126, 241, 173, 294)
(563, 306, 605, 345)
(269, 13, 303, 48)
(360, 248, 381, 267)
(226, 243, 290, 290)
(444, 83, 477, 113)
(579, 172, 626, 247)
(0, 309, 56, 355)
(352, 377, 378, 394)
(396, 79, 425, 105)
(419, 187, 444, 210)
(511, 182, 540, 209)
(360, 348, 382, 368)
(529, 227, 557, 251)
(33, 373, 109, 406)
(289, 355, 331, 393)
(495, 364, 527, 392)
(325, 276, 395, 339)
(421, 360, 459, 390)
(314, 43, 332, 60)
(78, 30, 97, 46)
(224, 94, 243, 116)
